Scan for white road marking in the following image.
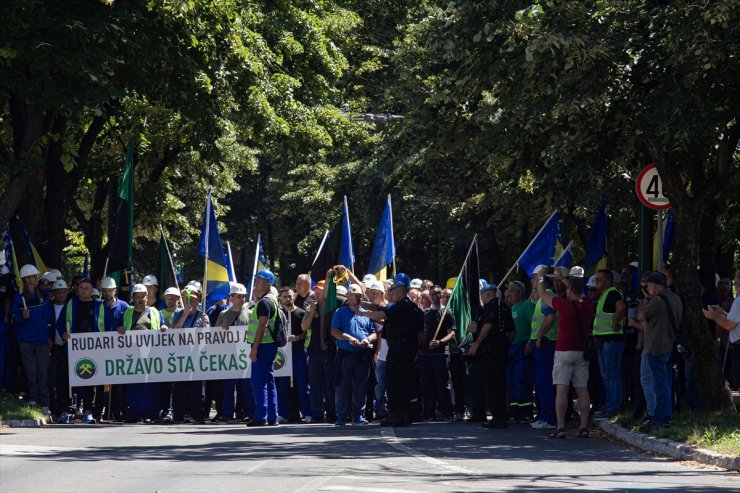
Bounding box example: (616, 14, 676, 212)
(320, 487, 420, 493)
(380, 427, 479, 476)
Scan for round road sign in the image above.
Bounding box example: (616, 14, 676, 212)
(635, 164, 671, 210)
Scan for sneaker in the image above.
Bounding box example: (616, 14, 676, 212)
(452, 412, 465, 422)
(352, 417, 369, 425)
(530, 420, 556, 430)
(335, 417, 346, 426)
(59, 412, 70, 424)
(276, 415, 288, 424)
(82, 413, 96, 424)
(161, 412, 174, 424)
(267, 420, 279, 426)
(246, 420, 267, 427)
(303, 416, 313, 423)
(638, 416, 653, 433)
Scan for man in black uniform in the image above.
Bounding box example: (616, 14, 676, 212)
(468, 283, 515, 429)
(362, 273, 423, 427)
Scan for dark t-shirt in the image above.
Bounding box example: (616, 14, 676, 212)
(256, 297, 275, 320)
(422, 308, 455, 355)
(0, 272, 13, 317)
(552, 297, 594, 351)
(474, 299, 514, 352)
(75, 300, 96, 333)
(601, 289, 622, 313)
(285, 306, 306, 353)
(294, 294, 309, 311)
(382, 296, 424, 343)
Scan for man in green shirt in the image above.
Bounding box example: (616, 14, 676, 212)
(506, 281, 536, 423)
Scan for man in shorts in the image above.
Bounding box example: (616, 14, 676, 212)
(537, 272, 594, 438)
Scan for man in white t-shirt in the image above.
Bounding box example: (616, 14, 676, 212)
(703, 270, 740, 389)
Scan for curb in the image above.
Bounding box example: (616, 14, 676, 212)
(0, 418, 48, 427)
(598, 420, 740, 472)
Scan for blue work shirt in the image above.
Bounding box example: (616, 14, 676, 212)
(331, 306, 375, 353)
(104, 298, 130, 332)
(172, 307, 209, 328)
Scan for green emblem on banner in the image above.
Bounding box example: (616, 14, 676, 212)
(273, 350, 286, 370)
(75, 358, 97, 380)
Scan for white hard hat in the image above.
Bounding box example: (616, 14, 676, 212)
(362, 274, 377, 288)
(348, 283, 363, 294)
(100, 276, 117, 289)
(49, 268, 63, 279)
(131, 283, 148, 294)
(586, 276, 598, 289)
(569, 266, 585, 278)
(186, 280, 202, 293)
(368, 280, 385, 293)
(164, 287, 181, 297)
(410, 278, 423, 289)
(230, 283, 247, 295)
(532, 264, 548, 277)
(20, 264, 41, 278)
(52, 279, 68, 290)
(142, 274, 158, 286)
(336, 285, 348, 296)
(91, 288, 101, 298)
(41, 272, 57, 282)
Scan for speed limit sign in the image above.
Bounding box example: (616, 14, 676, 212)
(636, 164, 671, 210)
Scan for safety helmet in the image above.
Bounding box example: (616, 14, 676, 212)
(256, 269, 275, 286)
(336, 285, 348, 296)
(186, 280, 202, 293)
(20, 264, 41, 278)
(52, 279, 68, 290)
(531, 264, 548, 277)
(445, 277, 457, 289)
(41, 272, 57, 283)
(569, 266, 585, 278)
(164, 287, 181, 297)
(142, 275, 158, 286)
(100, 277, 117, 289)
(131, 283, 148, 294)
(49, 268, 63, 279)
(230, 283, 247, 295)
(410, 278, 423, 289)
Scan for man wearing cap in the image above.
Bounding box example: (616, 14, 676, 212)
(362, 273, 424, 427)
(218, 283, 255, 423)
(246, 269, 281, 427)
(170, 284, 208, 423)
(419, 286, 455, 421)
(637, 272, 681, 430)
(142, 275, 163, 309)
(506, 281, 536, 423)
(469, 282, 514, 428)
(58, 277, 106, 422)
(161, 287, 181, 326)
(591, 269, 626, 419)
(334, 283, 376, 425)
(528, 266, 558, 430)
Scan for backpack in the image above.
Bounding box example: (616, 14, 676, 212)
(657, 292, 691, 362)
(266, 298, 288, 347)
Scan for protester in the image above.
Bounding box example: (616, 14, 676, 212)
(367, 280, 389, 420)
(419, 286, 455, 422)
(528, 266, 558, 430)
(48, 279, 70, 420)
(278, 285, 311, 423)
(703, 271, 740, 390)
(506, 281, 535, 423)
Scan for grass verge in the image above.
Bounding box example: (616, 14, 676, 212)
(0, 392, 47, 421)
(614, 409, 740, 456)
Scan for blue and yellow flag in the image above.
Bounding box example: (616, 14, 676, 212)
(2, 223, 21, 289)
(652, 210, 674, 270)
(16, 217, 48, 274)
(368, 195, 396, 281)
(584, 197, 608, 272)
(554, 241, 574, 268)
(247, 234, 268, 299)
(518, 211, 560, 276)
(199, 191, 230, 306)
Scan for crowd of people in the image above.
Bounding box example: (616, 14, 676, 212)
(1, 250, 738, 435)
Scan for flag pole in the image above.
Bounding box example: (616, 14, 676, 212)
(160, 226, 182, 308)
(226, 240, 237, 283)
(311, 230, 329, 267)
(496, 210, 558, 286)
(432, 235, 478, 341)
(553, 240, 573, 266)
(201, 191, 211, 314)
(343, 195, 354, 274)
(248, 234, 261, 302)
(388, 194, 396, 277)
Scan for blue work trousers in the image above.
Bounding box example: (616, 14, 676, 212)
(251, 343, 278, 422)
(307, 350, 335, 419)
(222, 378, 253, 419)
(419, 353, 452, 419)
(533, 340, 556, 425)
(334, 350, 371, 420)
(507, 342, 534, 406)
(597, 339, 625, 414)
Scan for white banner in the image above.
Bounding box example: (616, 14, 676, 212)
(67, 326, 293, 387)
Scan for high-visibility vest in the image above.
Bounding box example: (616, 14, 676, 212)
(593, 287, 623, 336)
(161, 308, 176, 326)
(247, 294, 278, 344)
(530, 291, 558, 341)
(65, 299, 105, 333)
(122, 306, 161, 331)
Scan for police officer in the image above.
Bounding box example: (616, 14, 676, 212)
(58, 276, 105, 423)
(116, 283, 167, 423)
(362, 273, 424, 427)
(246, 269, 280, 427)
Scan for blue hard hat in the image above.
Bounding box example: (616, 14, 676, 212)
(390, 273, 411, 291)
(256, 269, 275, 286)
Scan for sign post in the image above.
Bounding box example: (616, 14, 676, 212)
(635, 163, 671, 272)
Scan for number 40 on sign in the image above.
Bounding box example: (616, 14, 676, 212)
(636, 163, 671, 210)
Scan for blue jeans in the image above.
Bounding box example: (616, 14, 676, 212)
(640, 351, 656, 417)
(334, 350, 371, 420)
(251, 343, 278, 422)
(308, 350, 335, 419)
(597, 340, 625, 414)
(419, 353, 452, 419)
(374, 359, 388, 417)
(222, 378, 253, 419)
(533, 340, 556, 425)
(507, 342, 534, 406)
(647, 352, 672, 425)
(292, 346, 311, 418)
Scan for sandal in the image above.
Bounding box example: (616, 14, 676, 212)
(549, 428, 566, 439)
(578, 427, 589, 438)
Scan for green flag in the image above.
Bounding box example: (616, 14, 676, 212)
(157, 231, 178, 295)
(445, 236, 480, 343)
(106, 140, 134, 278)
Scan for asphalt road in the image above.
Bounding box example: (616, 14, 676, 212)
(1, 420, 737, 492)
